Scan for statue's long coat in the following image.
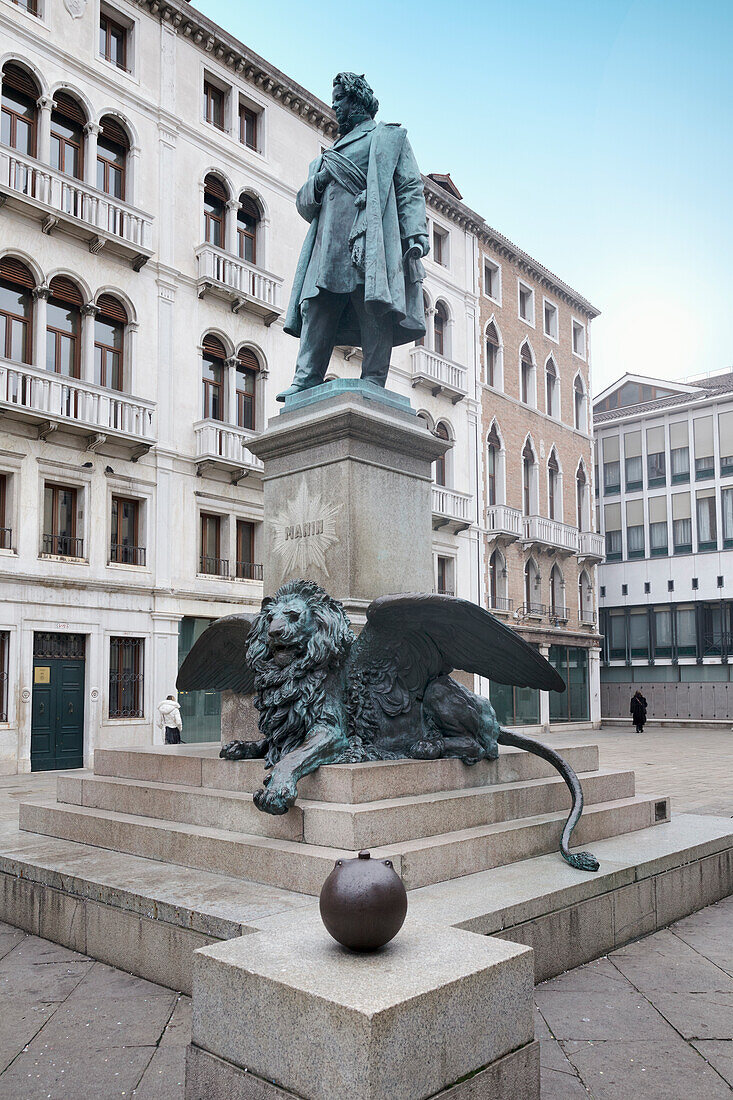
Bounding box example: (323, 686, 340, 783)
(283, 120, 428, 348)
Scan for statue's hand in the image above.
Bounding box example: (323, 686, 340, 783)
(406, 234, 430, 258)
(315, 165, 332, 194)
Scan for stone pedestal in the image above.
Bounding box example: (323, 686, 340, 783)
(249, 380, 449, 612)
(185, 911, 538, 1100)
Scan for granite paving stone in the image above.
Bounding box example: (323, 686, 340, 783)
(644, 990, 733, 1039)
(609, 932, 733, 991)
(0, 1043, 157, 1099)
(533, 989, 681, 1040)
(131, 1045, 187, 1099)
(691, 1040, 733, 1086)
(33, 983, 177, 1049)
(562, 1039, 733, 1099)
(537, 955, 634, 993)
(0, 999, 58, 1075)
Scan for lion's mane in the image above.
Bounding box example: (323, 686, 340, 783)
(246, 580, 355, 767)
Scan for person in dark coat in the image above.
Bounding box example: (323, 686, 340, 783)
(630, 690, 647, 733)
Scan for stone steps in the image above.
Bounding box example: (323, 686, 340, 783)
(19, 792, 667, 894)
(57, 767, 636, 850)
(92, 742, 600, 802)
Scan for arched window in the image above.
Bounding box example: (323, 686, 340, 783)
(237, 195, 260, 264)
(0, 256, 34, 364)
(522, 439, 536, 515)
(550, 564, 564, 617)
(520, 343, 534, 405)
(97, 116, 129, 200)
(204, 174, 227, 248)
(524, 557, 539, 612)
(202, 334, 226, 420)
(94, 294, 127, 390)
(236, 347, 258, 430)
(434, 301, 448, 358)
(50, 92, 85, 180)
(47, 276, 82, 377)
(576, 464, 587, 530)
(548, 450, 559, 521)
(579, 569, 592, 623)
(488, 549, 507, 611)
(574, 374, 587, 431)
(485, 323, 499, 387)
(545, 358, 557, 417)
(487, 423, 501, 507)
(1, 63, 39, 157)
(434, 421, 450, 486)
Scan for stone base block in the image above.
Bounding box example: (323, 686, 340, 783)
(188, 913, 535, 1100)
(185, 1040, 540, 1100)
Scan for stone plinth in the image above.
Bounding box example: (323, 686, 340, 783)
(249, 382, 449, 609)
(186, 911, 537, 1100)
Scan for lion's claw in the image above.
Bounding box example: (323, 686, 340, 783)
(253, 782, 296, 815)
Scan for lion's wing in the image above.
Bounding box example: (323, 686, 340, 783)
(176, 614, 256, 695)
(353, 594, 565, 694)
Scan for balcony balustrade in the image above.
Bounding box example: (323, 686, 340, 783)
(199, 555, 229, 578)
(579, 609, 597, 626)
(0, 149, 153, 269)
(522, 515, 578, 555)
(41, 534, 84, 559)
(517, 602, 546, 619)
(577, 530, 605, 562)
(549, 605, 570, 624)
(410, 347, 467, 402)
(432, 485, 473, 533)
(485, 504, 523, 543)
(488, 595, 513, 614)
(196, 245, 283, 324)
(235, 561, 264, 581)
(0, 359, 155, 459)
(109, 544, 146, 567)
(194, 420, 264, 481)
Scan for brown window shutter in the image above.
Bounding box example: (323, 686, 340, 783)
(548, 452, 559, 472)
(49, 276, 83, 307)
(0, 256, 35, 289)
(521, 343, 532, 365)
(202, 333, 226, 358)
(97, 293, 127, 324)
(2, 63, 39, 100)
(99, 115, 129, 150)
(485, 323, 498, 347)
(238, 194, 260, 222)
(487, 425, 501, 449)
(546, 358, 557, 377)
(522, 440, 535, 461)
(53, 92, 86, 127)
(204, 174, 228, 202)
(237, 347, 259, 371)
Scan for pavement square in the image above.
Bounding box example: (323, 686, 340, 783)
(562, 1038, 733, 1100)
(691, 1040, 733, 1087)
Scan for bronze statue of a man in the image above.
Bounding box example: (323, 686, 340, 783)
(278, 72, 430, 401)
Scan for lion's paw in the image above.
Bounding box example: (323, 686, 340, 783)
(253, 781, 296, 816)
(220, 739, 265, 761)
(408, 738, 445, 760)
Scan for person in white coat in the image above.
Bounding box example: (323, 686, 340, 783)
(157, 695, 183, 745)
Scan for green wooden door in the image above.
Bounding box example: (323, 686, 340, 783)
(31, 638, 85, 771)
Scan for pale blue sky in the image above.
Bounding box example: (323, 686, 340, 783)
(194, 0, 733, 394)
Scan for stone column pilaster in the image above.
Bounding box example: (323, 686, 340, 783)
(81, 303, 99, 384)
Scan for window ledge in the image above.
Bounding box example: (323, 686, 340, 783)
(107, 562, 150, 572)
(671, 474, 690, 484)
(38, 554, 88, 565)
(0, 548, 16, 557)
(650, 548, 669, 557)
(648, 477, 666, 489)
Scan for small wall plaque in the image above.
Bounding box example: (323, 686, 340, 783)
(34, 667, 51, 684)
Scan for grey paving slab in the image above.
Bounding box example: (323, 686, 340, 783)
(0, 997, 58, 1074)
(539, 1063, 591, 1100)
(33, 983, 177, 1049)
(79, 960, 182, 1001)
(159, 995, 192, 1047)
(609, 930, 733, 991)
(538, 956, 634, 993)
(563, 1038, 733, 1100)
(0, 1042, 156, 1100)
(0, 936, 93, 1002)
(132, 1045, 186, 1099)
(533, 1006, 553, 1041)
(672, 901, 733, 973)
(645, 990, 733, 1039)
(533, 989, 681, 1041)
(691, 1040, 733, 1087)
(0, 927, 25, 961)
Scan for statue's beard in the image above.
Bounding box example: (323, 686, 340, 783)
(335, 102, 368, 135)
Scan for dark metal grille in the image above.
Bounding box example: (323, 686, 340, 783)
(0, 632, 8, 722)
(109, 543, 146, 566)
(0, 528, 11, 550)
(235, 561, 263, 580)
(518, 602, 546, 618)
(41, 534, 84, 558)
(109, 637, 144, 719)
(33, 632, 85, 659)
(200, 555, 229, 577)
(549, 606, 570, 624)
(579, 609, 596, 625)
(488, 596, 513, 612)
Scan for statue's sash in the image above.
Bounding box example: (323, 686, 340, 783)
(320, 148, 369, 270)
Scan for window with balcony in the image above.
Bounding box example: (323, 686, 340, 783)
(523, 557, 541, 614)
(200, 512, 227, 576)
(719, 411, 733, 477)
(236, 519, 260, 580)
(578, 570, 593, 624)
(626, 498, 645, 558)
(488, 549, 509, 611)
(204, 174, 227, 248)
(1, 63, 38, 157)
(99, 11, 128, 71)
(722, 488, 733, 548)
(110, 495, 143, 565)
(94, 294, 127, 391)
(547, 451, 560, 521)
(236, 347, 258, 430)
(11, 0, 39, 15)
(669, 420, 690, 482)
(97, 115, 128, 200)
(434, 421, 450, 486)
(435, 554, 453, 596)
(485, 322, 499, 387)
(648, 495, 668, 556)
(522, 439, 538, 515)
(693, 416, 714, 480)
(520, 343, 534, 405)
(46, 276, 82, 378)
(646, 425, 665, 487)
(487, 424, 501, 506)
(545, 358, 558, 417)
(204, 80, 226, 130)
(0, 473, 10, 550)
(518, 281, 534, 325)
(624, 430, 643, 490)
(572, 319, 586, 358)
(549, 565, 566, 620)
(202, 334, 225, 420)
(0, 256, 34, 364)
(237, 194, 260, 264)
(696, 489, 717, 551)
(602, 435, 620, 494)
(483, 258, 500, 301)
(432, 225, 448, 266)
(672, 492, 692, 553)
(109, 637, 144, 718)
(604, 502, 622, 560)
(576, 463, 587, 530)
(239, 103, 259, 151)
(433, 301, 448, 358)
(42, 483, 82, 558)
(50, 92, 86, 180)
(0, 631, 7, 723)
(574, 374, 587, 431)
(544, 300, 558, 340)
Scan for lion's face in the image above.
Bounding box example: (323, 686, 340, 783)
(246, 579, 355, 681)
(263, 596, 317, 668)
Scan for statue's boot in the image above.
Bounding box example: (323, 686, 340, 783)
(276, 380, 319, 403)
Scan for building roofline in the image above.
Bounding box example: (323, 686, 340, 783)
(593, 372, 698, 406)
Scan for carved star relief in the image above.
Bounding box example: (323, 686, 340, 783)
(271, 479, 340, 577)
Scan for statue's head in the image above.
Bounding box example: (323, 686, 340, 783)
(247, 579, 355, 673)
(332, 72, 379, 134)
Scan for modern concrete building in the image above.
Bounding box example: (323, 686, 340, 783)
(595, 368, 733, 721)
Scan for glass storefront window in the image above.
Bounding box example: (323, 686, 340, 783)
(489, 681, 539, 726)
(549, 646, 589, 722)
(177, 617, 221, 742)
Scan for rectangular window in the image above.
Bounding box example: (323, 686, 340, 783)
(436, 555, 453, 596)
(99, 12, 127, 70)
(626, 498, 645, 558)
(670, 420, 690, 482)
(483, 259, 500, 300)
(236, 519, 261, 579)
(200, 513, 227, 576)
(110, 496, 144, 566)
(432, 226, 448, 266)
(109, 637, 144, 719)
(236, 366, 256, 430)
(624, 431, 643, 490)
(696, 489, 717, 550)
(572, 319, 586, 357)
(676, 606, 697, 657)
(518, 282, 534, 324)
(603, 436, 620, 494)
(646, 425, 665, 487)
(648, 495, 668, 556)
(722, 487, 733, 547)
(609, 611, 626, 659)
(0, 474, 8, 550)
(239, 104, 258, 150)
(719, 411, 733, 476)
(0, 631, 7, 721)
(543, 300, 558, 340)
(693, 416, 714, 479)
(42, 484, 81, 558)
(204, 81, 225, 130)
(604, 502, 622, 560)
(654, 608, 673, 658)
(629, 611, 649, 658)
(672, 492, 692, 553)
(11, 0, 39, 15)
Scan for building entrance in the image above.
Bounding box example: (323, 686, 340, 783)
(31, 632, 85, 771)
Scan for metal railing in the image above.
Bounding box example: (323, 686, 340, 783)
(0, 528, 11, 550)
(434, 587, 455, 597)
(196, 245, 283, 310)
(431, 486, 473, 523)
(549, 605, 570, 623)
(410, 347, 468, 397)
(109, 544, 146, 566)
(486, 505, 523, 537)
(199, 555, 229, 577)
(517, 602, 546, 618)
(235, 561, 264, 581)
(488, 596, 513, 612)
(579, 609, 596, 625)
(41, 534, 84, 558)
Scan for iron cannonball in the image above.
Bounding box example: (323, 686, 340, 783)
(319, 850, 408, 951)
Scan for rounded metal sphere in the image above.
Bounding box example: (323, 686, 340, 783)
(319, 850, 408, 951)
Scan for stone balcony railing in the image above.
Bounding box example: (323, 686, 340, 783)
(432, 486, 473, 532)
(196, 245, 283, 324)
(0, 359, 155, 458)
(577, 530, 605, 562)
(485, 504, 523, 542)
(0, 149, 153, 269)
(194, 419, 264, 481)
(522, 515, 579, 555)
(410, 347, 468, 402)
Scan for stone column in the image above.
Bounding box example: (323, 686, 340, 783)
(539, 642, 551, 732)
(225, 198, 240, 257)
(589, 645, 602, 728)
(31, 285, 49, 370)
(36, 96, 54, 165)
(84, 121, 101, 188)
(224, 355, 238, 424)
(81, 303, 99, 384)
